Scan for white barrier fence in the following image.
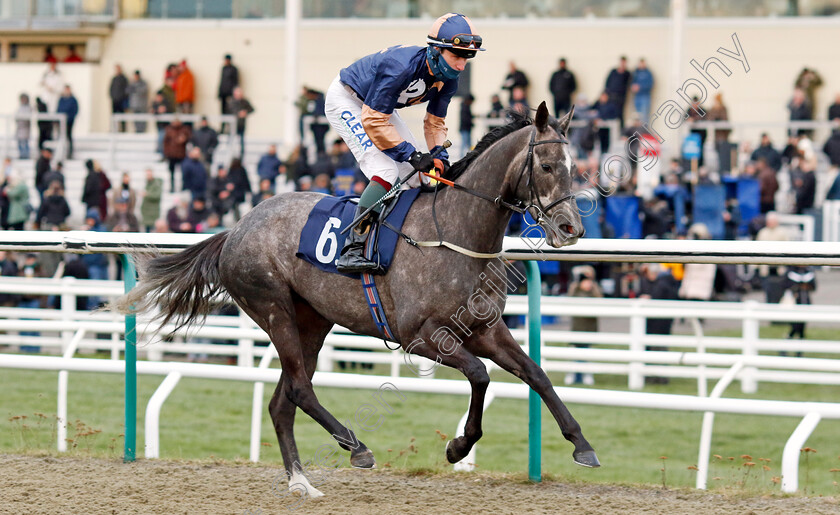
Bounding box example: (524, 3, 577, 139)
(3, 233, 840, 494)
(3, 353, 839, 494)
(3, 277, 840, 392)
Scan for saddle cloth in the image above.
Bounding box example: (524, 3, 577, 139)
(296, 188, 421, 277)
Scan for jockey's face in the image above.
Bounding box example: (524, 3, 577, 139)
(440, 49, 468, 72)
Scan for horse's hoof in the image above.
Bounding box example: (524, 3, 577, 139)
(445, 437, 470, 464)
(350, 448, 376, 469)
(573, 449, 600, 468)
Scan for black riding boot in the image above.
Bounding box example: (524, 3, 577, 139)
(336, 206, 385, 275)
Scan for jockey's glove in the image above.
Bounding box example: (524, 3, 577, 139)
(408, 151, 435, 172)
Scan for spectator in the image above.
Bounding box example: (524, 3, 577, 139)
(755, 158, 779, 213)
(509, 86, 529, 116)
(788, 88, 812, 136)
(36, 180, 70, 230)
(605, 55, 631, 128)
(0, 251, 20, 307)
(4, 171, 30, 230)
(202, 212, 225, 234)
(707, 93, 729, 142)
(209, 165, 236, 217)
(592, 92, 620, 154)
(43, 45, 57, 64)
(501, 61, 529, 104)
(0, 158, 10, 229)
(755, 212, 789, 304)
(127, 70, 150, 133)
(140, 168, 162, 232)
(565, 265, 602, 386)
(174, 59, 195, 114)
(679, 224, 716, 301)
(182, 147, 208, 200)
(163, 118, 191, 193)
(828, 93, 840, 122)
(159, 76, 176, 113)
(252, 178, 275, 207)
(823, 122, 840, 168)
(151, 91, 172, 155)
(64, 45, 83, 63)
(18, 253, 44, 352)
(167, 194, 195, 233)
(188, 196, 211, 230)
(42, 161, 65, 192)
(487, 94, 505, 119)
(794, 67, 822, 116)
(190, 116, 219, 165)
(35, 148, 52, 199)
(56, 85, 78, 159)
(35, 97, 52, 151)
(80, 209, 109, 309)
(459, 94, 474, 158)
(218, 53, 239, 124)
(61, 255, 90, 311)
(110, 64, 129, 132)
(638, 263, 680, 384)
(105, 197, 140, 232)
(81, 159, 111, 220)
(257, 144, 284, 190)
(227, 86, 254, 157)
(15, 93, 32, 160)
(792, 137, 817, 214)
(111, 171, 136, 212)
(549, 57, 576, 118)
(783, 266, 816, 354)
(302, 87, 329, 153)
(227, 158, 251, 220)
(312, 173, 332, 195)
(630, 58, 653, 123)
(751, 133, 782, 172)
(152, 218, 170, 233)
(40, 62, 63, 113)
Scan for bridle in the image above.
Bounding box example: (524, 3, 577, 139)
(429, 126, 576, 223)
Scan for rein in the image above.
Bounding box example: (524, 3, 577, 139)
(411, 127, 575, 259)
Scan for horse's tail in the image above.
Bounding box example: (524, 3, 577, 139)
(111, 230, 230, 335)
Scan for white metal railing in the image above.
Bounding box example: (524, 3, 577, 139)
(2, 353, 838, 494)
(1, 112, 67, 161)
(3, 277, 840, 392)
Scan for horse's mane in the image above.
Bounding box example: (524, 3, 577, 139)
(446, 111, 532, 181)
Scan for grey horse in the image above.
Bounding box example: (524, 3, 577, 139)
(115, 101, 599, 497)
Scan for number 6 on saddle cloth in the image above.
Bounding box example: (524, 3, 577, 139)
(296, 188, 421, 278)
(296, 189, 420, 341)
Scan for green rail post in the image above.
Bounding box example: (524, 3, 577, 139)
(525, 260, 542, 482)
(121, 254, 137, 462)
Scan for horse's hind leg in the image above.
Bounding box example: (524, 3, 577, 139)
(259, 291, 376, 471)
(467, 324, 600, 468)
(266, 300, 334, 498)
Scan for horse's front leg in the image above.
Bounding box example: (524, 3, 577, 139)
(403, 323, 490, 463)
(466, 323, 600, 468)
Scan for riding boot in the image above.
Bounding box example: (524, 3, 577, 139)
(336, 205, 385, 275)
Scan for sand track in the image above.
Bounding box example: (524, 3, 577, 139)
(1, 454, 839, 514)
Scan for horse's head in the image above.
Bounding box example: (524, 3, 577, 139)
(509, 101, 584, 248)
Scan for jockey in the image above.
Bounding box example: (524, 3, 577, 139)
(325, 12, 484, 274)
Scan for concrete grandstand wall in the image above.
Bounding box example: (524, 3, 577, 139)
(4, 17, 839, 147)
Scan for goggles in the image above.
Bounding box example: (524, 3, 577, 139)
(448, 34, 482, 50)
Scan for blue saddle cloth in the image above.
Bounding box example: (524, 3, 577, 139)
(296, 188, 421, 277)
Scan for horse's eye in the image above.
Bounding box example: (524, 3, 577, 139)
(541, 164, 552, 173)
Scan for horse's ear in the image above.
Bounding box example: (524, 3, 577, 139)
(535, 101, 549, 131)
(555, 105, 575, 137)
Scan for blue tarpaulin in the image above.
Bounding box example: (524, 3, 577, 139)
(605, 195, 642, 239)
(693, 184, 726, 239)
